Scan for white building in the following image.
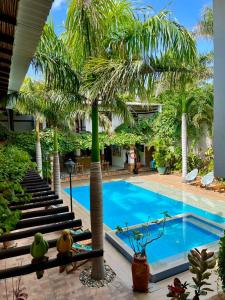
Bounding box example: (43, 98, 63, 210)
(73, 102, 162, 169)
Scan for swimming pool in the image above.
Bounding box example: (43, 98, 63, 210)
(116, 215, 222, 264)
(64, 180, 225, 229)
(106, 213, 223, 281)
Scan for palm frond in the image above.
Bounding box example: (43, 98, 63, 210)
(66, 0, 115, 67)
(82, 55, 192, 101)
(32, 23, 80, 93)
(194, 6, 213, 39)
(107, 8, 196, 64)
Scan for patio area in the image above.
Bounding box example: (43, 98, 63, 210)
(1, 172, 224, 300)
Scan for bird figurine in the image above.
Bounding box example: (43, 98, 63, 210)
(56, 229, 73, 273)
(30, 233, 49, 279)
(57, 229, 73, 255)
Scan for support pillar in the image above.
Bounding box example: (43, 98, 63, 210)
(214, 0, 225, 177)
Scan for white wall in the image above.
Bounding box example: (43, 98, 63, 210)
(112, 149, 126, 168)
(192, 123, 212, 156)
(111, 116, 123, 131)
(214, 0, 225, 177)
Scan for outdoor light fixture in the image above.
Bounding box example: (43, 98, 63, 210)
(64, 158, 75, 213)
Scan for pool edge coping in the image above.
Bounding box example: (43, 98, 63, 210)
(105, 213, 223, 283)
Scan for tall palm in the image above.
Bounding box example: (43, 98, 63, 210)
(66, 1, 197, 279)
(31, 23, 81, 196)
(180, 92, 195, 178)
(195, 6, 213, 39)
(65, 0, 137, 280)
(40, 90, 85, 197)
(180, 53, 213, 179)
(9, 78, 45, 177)
(156, 53, 213, 179)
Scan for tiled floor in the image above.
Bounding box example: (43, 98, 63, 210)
(1, 173, 225, 300)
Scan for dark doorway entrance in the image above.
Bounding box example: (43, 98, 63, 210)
(104, 146, 112, 165)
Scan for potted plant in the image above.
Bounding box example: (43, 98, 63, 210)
(116, 212, 170, 293)
(167, 248, 216, 300)
(153, 145, 167, 174)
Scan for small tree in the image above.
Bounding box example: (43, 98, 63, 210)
(116, 212, 170, 257)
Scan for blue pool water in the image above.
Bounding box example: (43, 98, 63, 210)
(64, 180, 225, 229)
(116, 216, 222, 263)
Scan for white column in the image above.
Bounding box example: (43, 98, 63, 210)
(214, 0, 225, 177)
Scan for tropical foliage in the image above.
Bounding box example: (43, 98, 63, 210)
(195, 6, 213, 39)
(149, 84, 213, 145)
(0, 145, 35, 183)
(218, 233, 225, 292)
(28, 0, 198, 279)
(4, 0, 215, 280)
(0, 145, 34, 235)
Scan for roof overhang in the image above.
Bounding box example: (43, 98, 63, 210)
(0, 0, 53, 102)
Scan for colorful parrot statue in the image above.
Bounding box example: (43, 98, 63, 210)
(56, 229, 73, 254)
(30, 233, 49, 279)
(56, 230, 73, 273)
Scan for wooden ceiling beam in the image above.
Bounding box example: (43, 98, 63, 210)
(0, 84, 8, 89)
(0, 47, 13, 56)
(0, 33, 14, 45)
(0, 66, 10, 73)
(0, 76, 9, 82)
(0, 13, 17, 26)
(0, 79, 8, 84)
(0, 72, 9, 78)
(0, 58, 11, 65)
(0, 78, 9, 82)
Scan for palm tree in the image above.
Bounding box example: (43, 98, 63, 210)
(9, 78, 45, 177)
(40, 90, 85, 198)
(180, 53, 213, 179)
(29, 1, 197, 280)
(195, 6, 213, 39)
(66, 1, 197, 279)
(66, 0, 115, 280)
(180, 92, 195, 179)
(31, 23, 81, 196)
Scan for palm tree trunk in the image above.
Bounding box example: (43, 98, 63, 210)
(182, 112, 188, 180)
(53, 127, 61, 197)
(90, 100, 105, 280)
(35, 118, 42, 178)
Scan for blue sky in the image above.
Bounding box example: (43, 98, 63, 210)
(29, 0, 212, 77)
(50, 0, 212, 52)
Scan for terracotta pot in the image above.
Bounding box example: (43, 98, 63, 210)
(131, 254, 150, 293)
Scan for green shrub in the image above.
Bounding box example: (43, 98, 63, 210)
(0, 124, 10, 141)
(0, 182, 31, 204)
(154, 146, 167, 168)
(0, 145, 35, 183)
(218, 233, 225, 292)
(9, 132, 36, 157)
(188, 152, 204, 172)
(0, 196, 21, 235)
